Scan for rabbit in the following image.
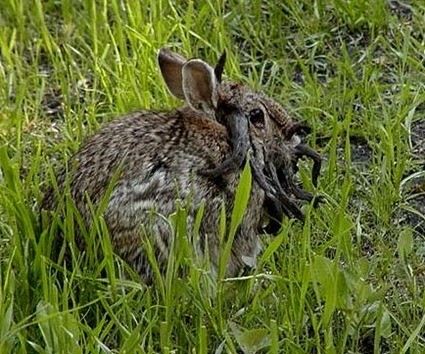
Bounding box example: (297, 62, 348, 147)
(42, 48, 321, 282)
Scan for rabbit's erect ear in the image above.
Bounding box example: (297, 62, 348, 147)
(158, 48, 187, 100)
(182, 59, 218, 116)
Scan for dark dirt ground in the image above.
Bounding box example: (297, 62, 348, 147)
(402, 118, 425, 236)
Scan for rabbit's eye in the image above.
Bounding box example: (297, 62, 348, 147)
(249, 108, 265, 128)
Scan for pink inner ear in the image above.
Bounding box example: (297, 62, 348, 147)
(182, 59, 218, 114)
(187, 65, 215, 102)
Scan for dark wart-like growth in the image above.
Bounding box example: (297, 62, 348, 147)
(42, 48, 322, 282)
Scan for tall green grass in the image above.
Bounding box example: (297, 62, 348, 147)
(1, 0, 424, 352)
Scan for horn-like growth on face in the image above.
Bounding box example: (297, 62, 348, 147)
(214, 51, 226, 83)
(201, 102, 249, 176)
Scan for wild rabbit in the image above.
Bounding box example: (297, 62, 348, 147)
(42, 48, 321, 282)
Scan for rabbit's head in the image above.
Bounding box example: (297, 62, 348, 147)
(158, 48, 321, 225)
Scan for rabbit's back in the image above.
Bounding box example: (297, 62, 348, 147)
(71, 109, 228, 204)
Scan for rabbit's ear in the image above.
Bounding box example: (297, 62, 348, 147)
(158, 48, 187, 100)
(182, 59, 218, 116)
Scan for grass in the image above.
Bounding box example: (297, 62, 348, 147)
(1, 0, 425, 352)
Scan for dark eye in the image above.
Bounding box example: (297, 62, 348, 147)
(249, 108, 265, 128)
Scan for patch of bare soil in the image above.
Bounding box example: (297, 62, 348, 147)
(350, 136, 373, 165)
(342, 118, 424, 237)
(388, 0, 414, 21)
(400, 118, 425, 236)
(411, 118, 425, 158)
